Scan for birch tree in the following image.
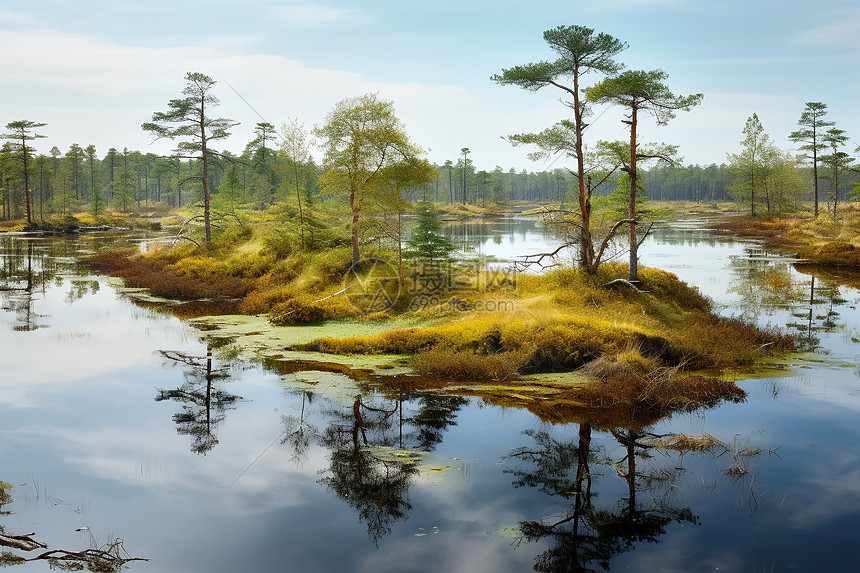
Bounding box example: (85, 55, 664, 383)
(314, 93, 433, 266)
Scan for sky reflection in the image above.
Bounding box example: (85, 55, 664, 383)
(3, 227, 860, 572)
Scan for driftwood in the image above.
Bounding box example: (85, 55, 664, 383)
(1, 535, 148, 567)
(30, 547, 149, 565)
(0, 532, 48, 551)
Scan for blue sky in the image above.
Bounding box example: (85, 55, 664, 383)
(1, 0, 857, 172)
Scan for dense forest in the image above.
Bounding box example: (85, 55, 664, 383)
(3, 134, 857, 223)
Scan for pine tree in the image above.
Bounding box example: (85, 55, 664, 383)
(405, 202, 456, 264)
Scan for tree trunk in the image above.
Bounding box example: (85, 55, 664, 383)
(22, 140, 32, 225)
(573, 70, 596, 272)
(628, 104, 639, 283)
(350, 188, 360, 265)
(812, 139, 819, 218)
(201, 132, 211, 245)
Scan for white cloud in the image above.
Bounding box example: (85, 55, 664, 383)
(796, 9, 860, 47)
(269, 3, 365, 28)
(0, 23, 561, 169)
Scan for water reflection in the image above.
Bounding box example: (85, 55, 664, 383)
(725, 246, 852, 351)
(318, 395, 419, 547)
(261, 359, 469, 545)
(440, 217, 571, 264)
(156, 343, 244, 455)
(0, 239, 58, 331)
(3, 224, 860, 571)
(0, 481, 146, 571)
(314, 390, 467, 545)
(506, 423, 700, 572)
(280, 390, 320, 464)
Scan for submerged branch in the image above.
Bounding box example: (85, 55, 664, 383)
(0, 532, 47, 551)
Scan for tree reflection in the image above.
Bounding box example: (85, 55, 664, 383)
(156, 345, 242, 455)
(280, 390, 320, 464)
(262, 359, 467, 545)
(317, 394, 418, 547)
(281, 382, 466, 545)
(407, 393, 467, 451)
(727, 249, 850, 351)
(0, 239, 57, 331)
(506, 423, 698, 572)
(727, 248, 805, 322)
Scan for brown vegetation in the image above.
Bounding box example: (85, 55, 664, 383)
(85, 248, 255, 301)
(575, 346, 746, 413)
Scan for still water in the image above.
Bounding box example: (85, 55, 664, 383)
(1, 220, 859, 572)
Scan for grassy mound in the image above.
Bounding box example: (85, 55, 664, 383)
(294, 263, 794, 376)
(83, 224, 360, 321)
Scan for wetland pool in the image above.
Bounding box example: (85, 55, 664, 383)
(1, 220, 859, 572)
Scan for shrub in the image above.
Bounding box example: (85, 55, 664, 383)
(415, 348, 528, 381)
(576, 346, 747, 413)
(796, 242, 860, 267)
(269, 297, 328, 325)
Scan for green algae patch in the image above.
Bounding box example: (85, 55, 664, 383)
(449, 372, 592, 413)
(716, 352, 857, 381)
(369, 446, 428, 465)
(189, 314, 394, 347)
(278, 370, 366, 407)
(186, 314, 427, 373)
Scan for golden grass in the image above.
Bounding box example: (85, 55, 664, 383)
(293, 261, 794, 379)
(574, 344, 746, 411)
(796, 242, 860, 267)
(655, 433, 723, 452)
(414, 347, 528, 381)
(84, 248, 255, 300)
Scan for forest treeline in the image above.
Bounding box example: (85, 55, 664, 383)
(1, 66, 856, 227)
(3, 135, 856, 223)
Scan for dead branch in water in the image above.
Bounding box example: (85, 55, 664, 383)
(0, 532, 48, 551)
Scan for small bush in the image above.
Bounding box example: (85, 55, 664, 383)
(796, 241, 860, 267)
(415, 348, 528, 381)
(269, 298, 328, 325)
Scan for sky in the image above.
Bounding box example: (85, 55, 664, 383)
(1, 0, 858, 173)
